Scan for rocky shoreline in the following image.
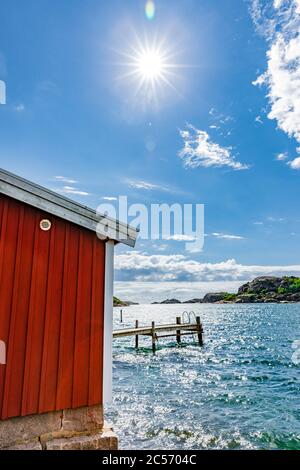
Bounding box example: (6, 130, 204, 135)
(152, 276, 300, 305)
(113, 296, 138, 307)
(114, 276, 300, 306)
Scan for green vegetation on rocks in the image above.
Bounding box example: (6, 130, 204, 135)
(113, 296, 138, 307)
(223, 293, 237, 302)
(156, 276, 300, 304)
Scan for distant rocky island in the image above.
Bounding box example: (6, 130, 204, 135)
(152, 276, 300, 304)
(113, 296, 139, 307)
(114, 276, 300, 306)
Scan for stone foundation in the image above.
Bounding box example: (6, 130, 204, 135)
(0, 405, 118, 450)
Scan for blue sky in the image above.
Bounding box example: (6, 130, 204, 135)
(1, 0, 300, 300)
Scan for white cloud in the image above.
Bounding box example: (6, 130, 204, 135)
(287, 156, 300, 169)
(252, 0, 300, 159)
(178, 124, 249, 170)
(114, 280, 243, 303)
(127, 179, 170, 192)
(102, 196, 118, 201)
(254, 221, 264, 225)
(166, 234, 196, 242)
(59, 186, 90, 196)
(115, 252, 300, 282)
(152, 243, 169, 252)
(53, 176, 90, 196)
(55, 176, 78, 184)
(267, 216, 285, 222)
(276, 152, 288, 160)
(255, 115, 263, 124)
(266, 35, 300, 141)
(209, 108, 233, 125)
(211, 232, 245, 240)
(252, 74, 266, 87)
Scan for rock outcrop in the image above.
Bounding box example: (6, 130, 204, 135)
(155, 276, 300, 304)
(235, 276, 300, 303)
(202, 292, 227, 303)
(160, 298, 182, 304)
(238, 276, 281, 295)
(113, 296, 138, 307)
(183, 298, 203, 304)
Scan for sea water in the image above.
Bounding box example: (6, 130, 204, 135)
(106, 303, 300, 450)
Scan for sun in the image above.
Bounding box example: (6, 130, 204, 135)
(135, 49, 165, 81)
(127, 42, 174, 93)
(114, 34, 186, 108)
(117, 37, 178, 93)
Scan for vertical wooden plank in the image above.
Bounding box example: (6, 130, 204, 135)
(39, 219, 65, 413)
(3, 206, 37, 419)
(152, 321, 156, 354)
(2, 205, 25, 418)
(196, 316, 203, 346)
(176, 316, 181, 344)
(88, 239, 105, 405)
(21, 213, 51, 416)
(72, 232, 93, 408)
(135, 320, 139, 349)
(56, 225, 80, 410)
(0, 199, 19, 419)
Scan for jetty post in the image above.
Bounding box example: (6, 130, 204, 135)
(176, 316, 181, 344)
(196, 316, 203, 346)
(135, 320, 139, 349)
(151, 321, 156, 353)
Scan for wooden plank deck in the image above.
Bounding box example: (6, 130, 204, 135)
(113, 317, 204, 352)
(113, 322, 199, 338)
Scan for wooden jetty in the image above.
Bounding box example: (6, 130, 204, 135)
(113, 316, 203, 353)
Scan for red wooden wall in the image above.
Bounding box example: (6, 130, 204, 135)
(0, 194, 105, 420)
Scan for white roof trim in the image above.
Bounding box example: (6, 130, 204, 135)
(0, 168, 138, 247)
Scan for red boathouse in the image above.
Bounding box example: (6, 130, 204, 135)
(0, 169, 137, 450)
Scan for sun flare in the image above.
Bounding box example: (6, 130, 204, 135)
(115, 34, 185, 107)
(136, 50, 164, 81)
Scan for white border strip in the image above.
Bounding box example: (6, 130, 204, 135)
(103, 240, 114, 403)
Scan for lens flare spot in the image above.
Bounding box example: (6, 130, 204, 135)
(145, 1, 155, 20)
